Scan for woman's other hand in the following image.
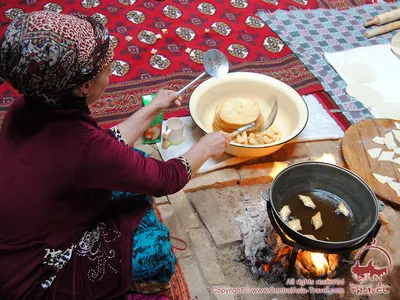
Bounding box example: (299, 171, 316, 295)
(151, 89, 182, 112)
(199, 132, 232, 159)
(180, 131, 231, 177)
(115, 89, 182, 146)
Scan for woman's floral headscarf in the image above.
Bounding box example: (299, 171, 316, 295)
(0, 11, 114, 105)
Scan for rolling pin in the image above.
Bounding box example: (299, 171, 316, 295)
(364, 20, 400, 39)
(364, 8, 400, 27)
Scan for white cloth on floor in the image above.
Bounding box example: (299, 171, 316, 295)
(324, 44, 400, 120)
(291, 95, 344, 144)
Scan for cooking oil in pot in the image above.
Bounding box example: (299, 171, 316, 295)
(281, 189, 354, 242)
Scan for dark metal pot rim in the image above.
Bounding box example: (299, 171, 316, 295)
(269, 161, 380, 246)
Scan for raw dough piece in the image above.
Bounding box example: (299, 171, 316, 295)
(385, 132, 397, 150)
(378, 151, 395, 161)
(346, 84, 383, 107)
(288, 219, 302, 231)
(372, 136, 386, 145)
(298, 195, 316, 209)
(336, 202, 350, 217)
(392, 129, 400, 137)
(388, 180, 400, 190)
(373, 173, 387, 184)
(391, 45, 400, 58)
(392, 32, 400, 58)
(280, 205, 291, 222)
(367, 148, 382, 159)
(387, 181, 400, 197)
(341, 63, 377, 83)
(312, 212, 323, 230)
(392, 157, 400, 165)
(394, 148, 400, 155)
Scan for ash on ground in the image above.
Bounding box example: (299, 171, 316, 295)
(236, 193, 291, 284)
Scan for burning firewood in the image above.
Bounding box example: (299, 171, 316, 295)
(296, 250, 341, 279)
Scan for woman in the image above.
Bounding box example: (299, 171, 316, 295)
(0, 11, 231, 300)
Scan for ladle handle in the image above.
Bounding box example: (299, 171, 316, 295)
(177, 71, 207, 97)
(229, 122, 256, 138)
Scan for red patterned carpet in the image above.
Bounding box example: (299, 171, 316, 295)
(0, 0, 375, 128)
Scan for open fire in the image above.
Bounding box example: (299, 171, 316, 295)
(296, 251, 340, 279)
(315, 153, 337, 165)
(267, 153, 338, 180)
(309, 253, 329, 273)
(256, 228, 341, 280)
(268, 162, 289, 179)
(245, 153, 342, 282)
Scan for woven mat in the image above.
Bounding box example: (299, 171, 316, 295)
(260, 1, 400, 124)
(0, 0, 374, 128)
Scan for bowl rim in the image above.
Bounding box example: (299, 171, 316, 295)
(188, 72, 309, 149)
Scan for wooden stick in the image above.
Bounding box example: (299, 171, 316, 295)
(364, 8, 400, 27)
(364, 21, 400, 39)
(365, 17, 379, 28)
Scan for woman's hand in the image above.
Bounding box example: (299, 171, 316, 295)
(198, 132, 232, 158)
(150, 89, 182, 112)
(181, 132, 231, 177)
(116, 89, 181, 146)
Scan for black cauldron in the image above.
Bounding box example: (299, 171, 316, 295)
(262, 162, 384, 251)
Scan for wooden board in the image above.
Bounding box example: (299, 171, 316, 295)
(342, 119, 400, 207)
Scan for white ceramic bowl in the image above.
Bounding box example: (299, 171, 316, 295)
(189, 72, 309, 157)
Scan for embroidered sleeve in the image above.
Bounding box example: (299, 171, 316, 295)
(177, 156, 192, 181)
(109, 126, 128, 145)
(73, 128, 191, 197)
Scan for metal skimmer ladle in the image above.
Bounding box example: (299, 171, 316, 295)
(177, 49, 229, 97)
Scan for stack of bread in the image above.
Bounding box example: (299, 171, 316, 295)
(212, 98, 264, 133)
(212, 98, 282, 145)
